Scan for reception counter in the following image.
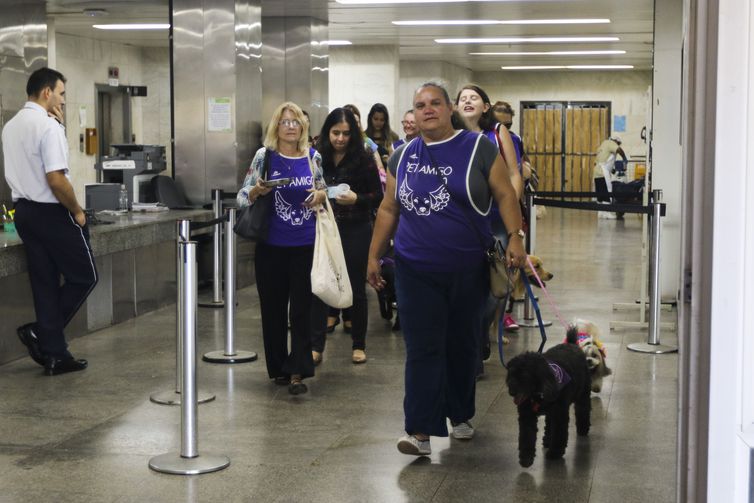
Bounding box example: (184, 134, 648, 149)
(0, 209, 255, 365)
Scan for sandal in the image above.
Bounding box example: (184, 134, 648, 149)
(343, 321, 352, 334)
(273, 376, 291, 386)
(326, 317, 339, 333)
(289, 375, 308, 395)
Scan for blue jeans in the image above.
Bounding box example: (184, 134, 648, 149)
(395, 257, 487, 437)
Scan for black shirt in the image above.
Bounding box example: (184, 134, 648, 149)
(322, 149, 383, 224)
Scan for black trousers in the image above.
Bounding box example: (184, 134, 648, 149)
(311, 220, 372, 352)
(254, 242, 315, 380)
(14, 199, 98, 358)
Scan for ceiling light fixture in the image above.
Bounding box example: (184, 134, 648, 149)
(311, 40, 352, 46)
(83, 8, 108, 17)
(471, 50, 627, 56)
(501, 64, 634, 70)
(93, 24, 170, 30)
(338, 0, 499, 4)
(437, 36, 620, 44)
(393, 19, 610, 26)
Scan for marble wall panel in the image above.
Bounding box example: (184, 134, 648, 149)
(328, 45, 400, 133)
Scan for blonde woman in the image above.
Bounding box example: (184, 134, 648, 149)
(237, 102, 327, 395)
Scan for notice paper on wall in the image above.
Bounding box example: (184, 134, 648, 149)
(613, 115, 626, 133)
(208, 97, 232, 132)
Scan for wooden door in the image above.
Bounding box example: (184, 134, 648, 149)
(522, 102, 610, 194)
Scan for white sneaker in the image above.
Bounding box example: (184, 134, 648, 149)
(397, 435, 431, 456)
(451, 421, 475, 440)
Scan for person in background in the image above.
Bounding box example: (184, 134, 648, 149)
(367, 82, 526, 456)
(365, 103, 399, 163)
(456, 85, 523, 338)
(594, 136, 628, 219)
(237, 101, 327, 395)
(2, 67, 97, 376)
(492, 101, 530, 174)
(392, 109, 418, 150)
(327, 104, 387, 335)
(311, 108, 383, 365)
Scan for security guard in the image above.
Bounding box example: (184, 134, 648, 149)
(2, 67, 97, 375)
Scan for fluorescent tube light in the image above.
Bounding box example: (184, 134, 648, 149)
(471, 50, 627, 56)
(501, 65, 635, 70)
(338, 0, 499, 3)
(312, 40, 352, 46)
(93, 24, 170, 30)
(437, 36, 620, 44)
(394, 19, 610, 26)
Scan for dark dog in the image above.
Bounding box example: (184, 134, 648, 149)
(505, 342, 591, 467)
(376, 256, 400, 331)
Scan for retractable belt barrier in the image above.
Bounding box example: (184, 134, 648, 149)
(149, 240, 230, 476)
(203, 208, 258, 364)
(521, 188, 676, 355)
(199, 188, 237, 308)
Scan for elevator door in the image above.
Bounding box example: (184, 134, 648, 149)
(521, 102, 611, 195)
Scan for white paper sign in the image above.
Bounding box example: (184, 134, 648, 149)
(208, 97, 232, 132)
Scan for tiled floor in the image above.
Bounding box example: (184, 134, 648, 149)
(0, 208, 678, 502)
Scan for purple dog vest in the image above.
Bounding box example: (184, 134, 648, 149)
(547, 360, 572, 390)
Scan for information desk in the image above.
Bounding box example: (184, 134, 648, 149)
(0, 209, 255, 365)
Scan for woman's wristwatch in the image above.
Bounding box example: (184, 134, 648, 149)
(508, 229, 526, 241)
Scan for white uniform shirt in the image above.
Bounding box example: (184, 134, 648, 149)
(2, 101, 69, 203)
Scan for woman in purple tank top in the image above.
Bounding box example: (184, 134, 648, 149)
(457, 84, 526, 342)
(237, 102, 327, 396)
(366, 82, 526, 456)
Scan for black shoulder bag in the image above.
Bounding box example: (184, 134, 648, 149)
(234, 149, 272, 241)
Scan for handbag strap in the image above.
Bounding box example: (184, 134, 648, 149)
(262, 147, 271, 180)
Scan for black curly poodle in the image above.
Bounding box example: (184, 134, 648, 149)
(505, 342, 591, 467)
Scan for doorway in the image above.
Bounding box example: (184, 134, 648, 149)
(521, 101, 611, 194)
(95, 84, 133, 179)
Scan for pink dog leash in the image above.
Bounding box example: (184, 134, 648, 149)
(525, 256, 569, 330)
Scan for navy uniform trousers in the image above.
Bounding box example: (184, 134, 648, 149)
(14, 199, 98, 358)
(395, 257, 487, 437)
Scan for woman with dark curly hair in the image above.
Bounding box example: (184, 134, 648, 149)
(311, 108, 383, 365)
(365, 103, 399, 162)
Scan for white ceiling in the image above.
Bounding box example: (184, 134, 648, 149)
(49, 0, 654, 72)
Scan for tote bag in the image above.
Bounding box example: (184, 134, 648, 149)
(311, 198, 353, 309)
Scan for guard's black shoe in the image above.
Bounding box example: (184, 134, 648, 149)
(44, 357, 88, 376)
(16, 324, 44, 366)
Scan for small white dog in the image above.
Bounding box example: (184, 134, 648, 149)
(565, 319, 612, 393)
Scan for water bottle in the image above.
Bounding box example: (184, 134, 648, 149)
(118, 184, 129, 211)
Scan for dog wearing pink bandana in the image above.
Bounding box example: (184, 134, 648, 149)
(565, 319, 612, 393)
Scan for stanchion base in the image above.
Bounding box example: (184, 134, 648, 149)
(149, 390, 216, 406)
(202, 350, 258, 364)
(627, 342, 678, 354)
(149, 452, 230, 475)
(518, 319, 553, 328)
(198, 300, 224, 308)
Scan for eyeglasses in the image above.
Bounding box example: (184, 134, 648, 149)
(279, 119, 301, 128)
(401, 121, 416, 126)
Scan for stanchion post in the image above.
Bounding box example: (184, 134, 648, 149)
(199, 189, 225, 308)
(628, 189, 677, 354)
(203, 208, 257, 364)
(519, 192, 552, 329)
(149, 241, 230, 475)
(150, 220, 215, 406)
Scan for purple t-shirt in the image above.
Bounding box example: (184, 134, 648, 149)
(391, 131, 497, 272)
(266, 150, 317, 247)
